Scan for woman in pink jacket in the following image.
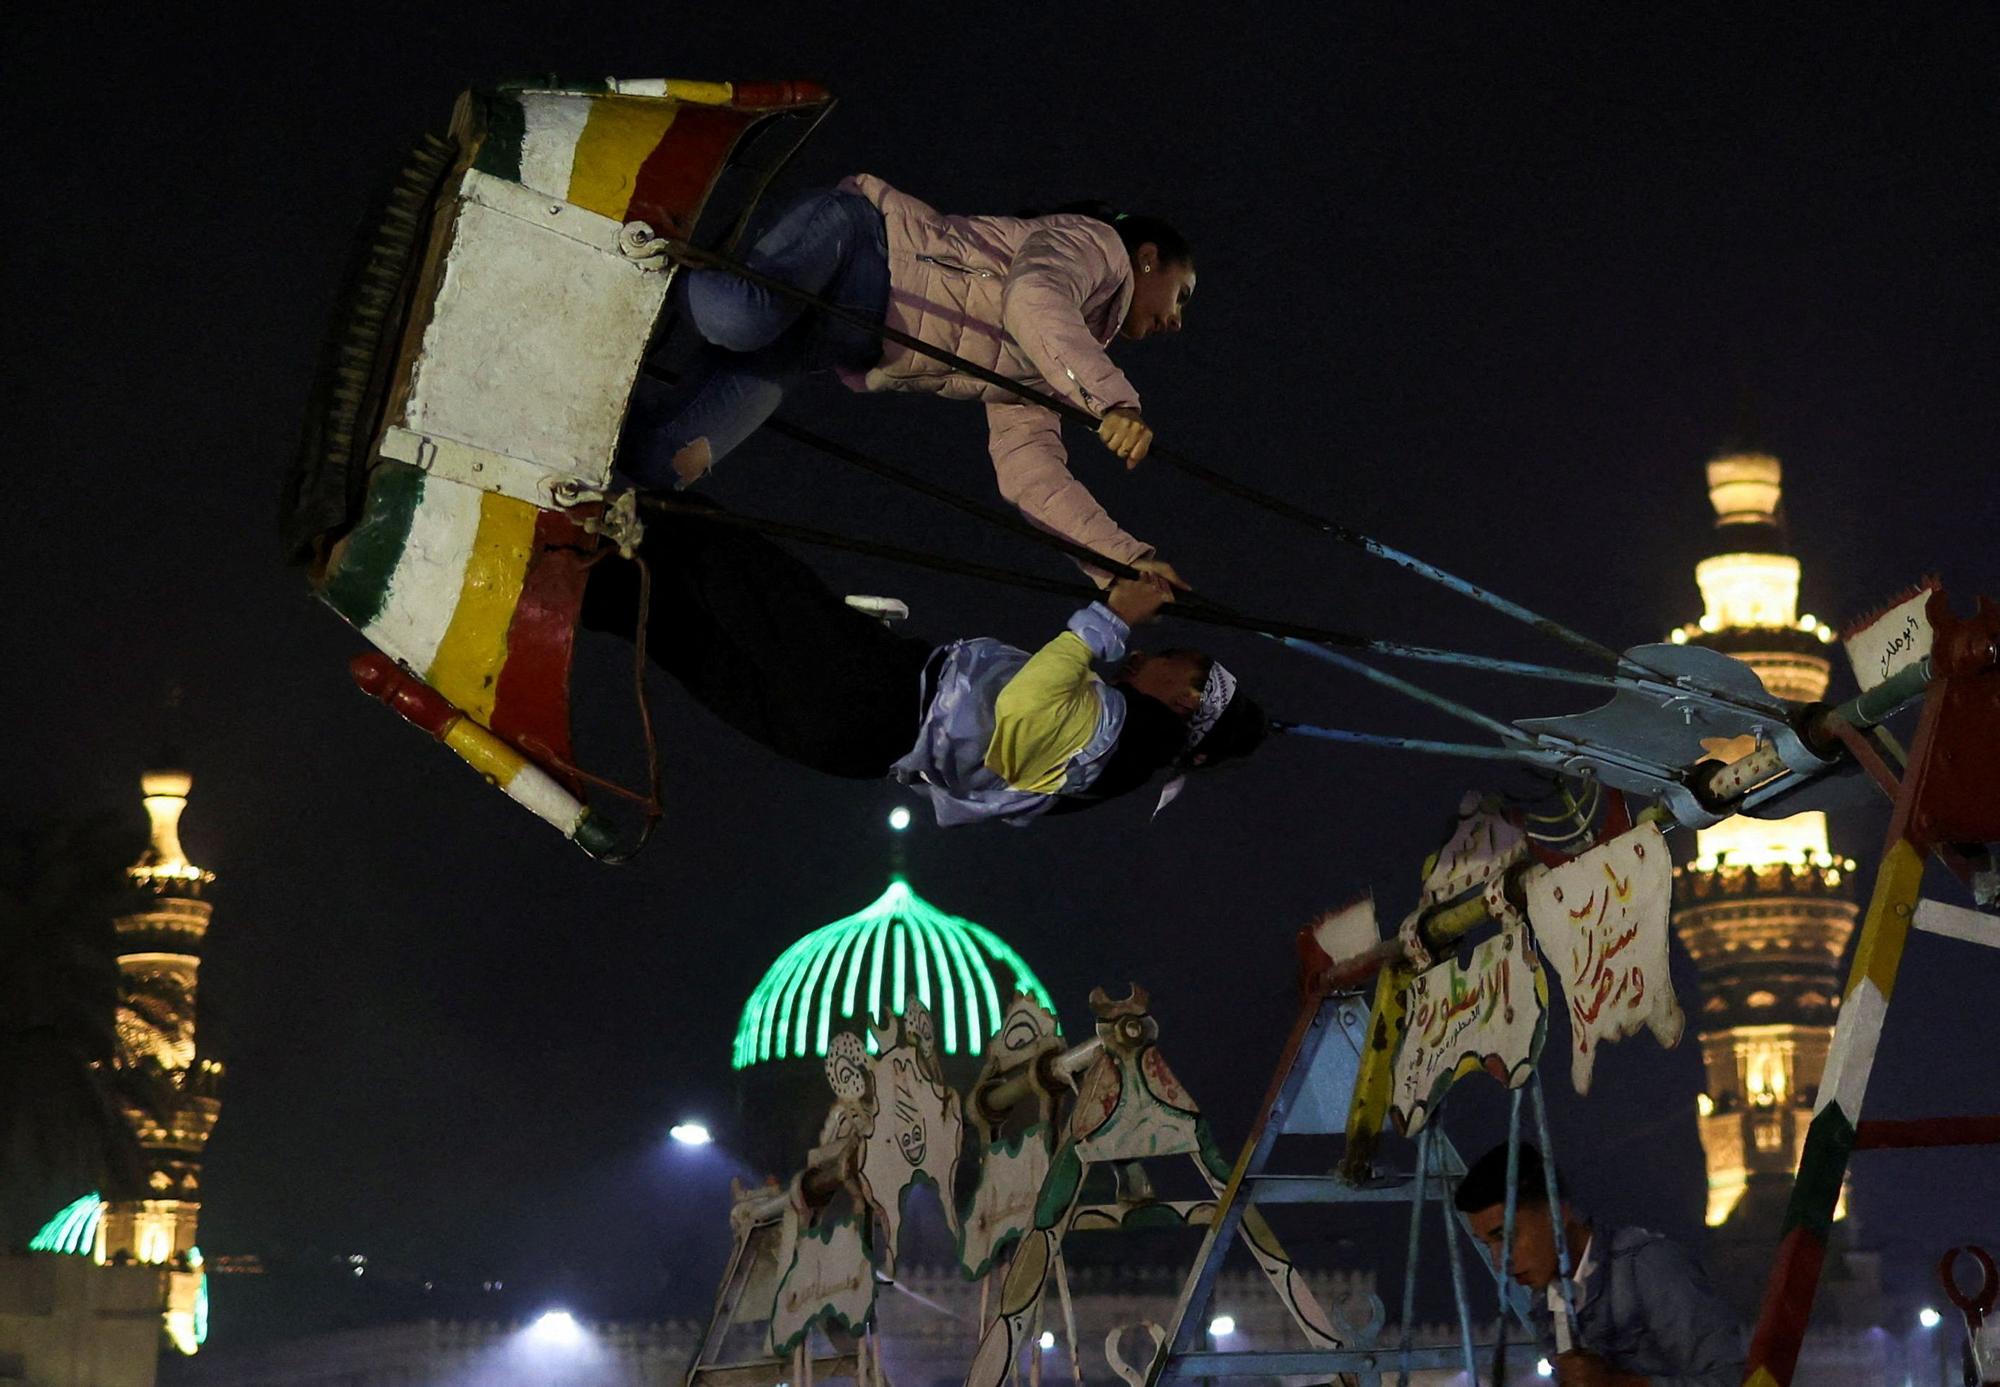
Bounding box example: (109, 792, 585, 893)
(620, 176, 1198, 587)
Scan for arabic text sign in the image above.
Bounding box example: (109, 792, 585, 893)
(770, 1216, 874, 1352)
(1526, 822, 1683, 1095)
(960, 1137, 1049, 1277)
(1390, 923, 1546, 1134)
(1844, 584, 1936, 692)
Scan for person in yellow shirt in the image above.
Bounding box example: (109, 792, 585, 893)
(581, 503, 1266, 825)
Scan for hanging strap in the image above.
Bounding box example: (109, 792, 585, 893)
(657, 236, 1626, 667)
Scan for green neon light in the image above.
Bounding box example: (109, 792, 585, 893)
(892, 921, 906, 1016)
(190, 1247, 210, 1346)
(866, 911, 888, 1025)
(909, 916, 934, 1013)
(30, 1193, 103, 1257)
(732, 876, 1058, 1069)
(915, 914, 958, 1054)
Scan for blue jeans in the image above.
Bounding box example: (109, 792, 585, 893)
(621, 190, 890, 488)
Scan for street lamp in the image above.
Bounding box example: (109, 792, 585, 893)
(670, 1120, 713, 1147)
(887, 806, 912, 832)
(1208, 1315, 1235, 1338)
(1919, 1306, 1943, 1330)
(529, 1309, 583, 1345)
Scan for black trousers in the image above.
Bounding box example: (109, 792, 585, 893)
(581, 507, 936, 779)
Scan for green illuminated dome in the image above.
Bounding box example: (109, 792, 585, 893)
(31, 1193, 103, 1257)
(733, 877, 1056, 1071)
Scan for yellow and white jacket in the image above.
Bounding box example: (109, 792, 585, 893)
(891, 604, 1131, 826)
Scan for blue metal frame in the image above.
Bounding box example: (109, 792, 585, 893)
(1144, 997, 1535, 1387)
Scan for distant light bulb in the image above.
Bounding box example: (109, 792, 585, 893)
(1038, 1331, 1055, 1351)
(888, 806, 912, 832)
(1919, 1306, 1942, 1329)
(1208, 1315, 1235, 1338)
(1536, 1358, 1554, 1378)
(670, 1121, 713, 1147)
(1697, 1093, 1714, 1117)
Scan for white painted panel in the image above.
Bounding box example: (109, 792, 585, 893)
(516, 94, 590, 202)
(403, 194, 668, 498)
(364, 478, 481, 671)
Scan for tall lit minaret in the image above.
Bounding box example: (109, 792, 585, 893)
(98, 766, 223, 1355)
(1667, 443, 1861, 1289)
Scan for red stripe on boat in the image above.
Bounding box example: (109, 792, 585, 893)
(628, 104, 759, 239)
(351, 653, 459, 739)
(490, 509, 596, 793)
(731, 80, 831, 109)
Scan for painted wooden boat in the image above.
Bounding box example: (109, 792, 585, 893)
(285, 78, 831, 857)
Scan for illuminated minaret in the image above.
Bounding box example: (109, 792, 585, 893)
(99, 766, 222, 1355)
(1667, 444, 1861, 1263)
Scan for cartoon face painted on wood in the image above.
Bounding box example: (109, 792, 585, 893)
(1390, 922, 1548, 1133)
(1526, 822, 1684, 1094)
(818, 1030, 874, 1148)
(856, 1003, 963, 1271)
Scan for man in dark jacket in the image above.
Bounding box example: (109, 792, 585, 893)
(1455, 1143, 1744, 1387)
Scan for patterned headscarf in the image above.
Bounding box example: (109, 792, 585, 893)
(1153, 660, 1239, 817)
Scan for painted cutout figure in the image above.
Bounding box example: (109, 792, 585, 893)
(1526, 823, 1684, 1095)
(1390, 922, 1547, 1133)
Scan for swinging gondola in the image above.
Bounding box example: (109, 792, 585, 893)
(284, 77, 833, 857)
(287, 78, 1987, 864)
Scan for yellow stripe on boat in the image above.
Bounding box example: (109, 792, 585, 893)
(427, 490, 538, 723)
(566, 99, 679, 219)
(441, 716, 587, 834)
(663, 80, 733, 105)
(603, 78, 735, 104)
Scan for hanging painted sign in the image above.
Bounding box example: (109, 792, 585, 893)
(1421, 793, 1527, 907)
(1843, 580, 1938, 693)
(959, 1129, 1051, 1278)
(855, 1004, 963, 1271)
(1302, 895, 1380, 976)
(1526, 822, 1684, 1095)
(768, 1212, 874, 1353)
(1390, 922, 1548, 1133)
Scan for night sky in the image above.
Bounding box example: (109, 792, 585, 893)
(13, 0, 1997, 1347)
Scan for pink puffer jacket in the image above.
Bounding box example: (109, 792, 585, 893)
(837, 174, 1151, 569)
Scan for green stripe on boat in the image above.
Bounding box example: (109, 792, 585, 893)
(472, 91, 526, 182)
(320, 463, 426, 628)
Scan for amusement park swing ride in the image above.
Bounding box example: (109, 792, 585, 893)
(285, 77, 2000, 1387)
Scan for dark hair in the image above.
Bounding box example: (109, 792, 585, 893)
(1194, 688, 1268, 768)
(1454, 1143, 1553, 1214)
(1044, 659, 1266, 816)
(1030, 200, 1194, 267)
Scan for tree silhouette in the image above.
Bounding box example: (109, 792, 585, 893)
(0, 809, 175, 1247)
